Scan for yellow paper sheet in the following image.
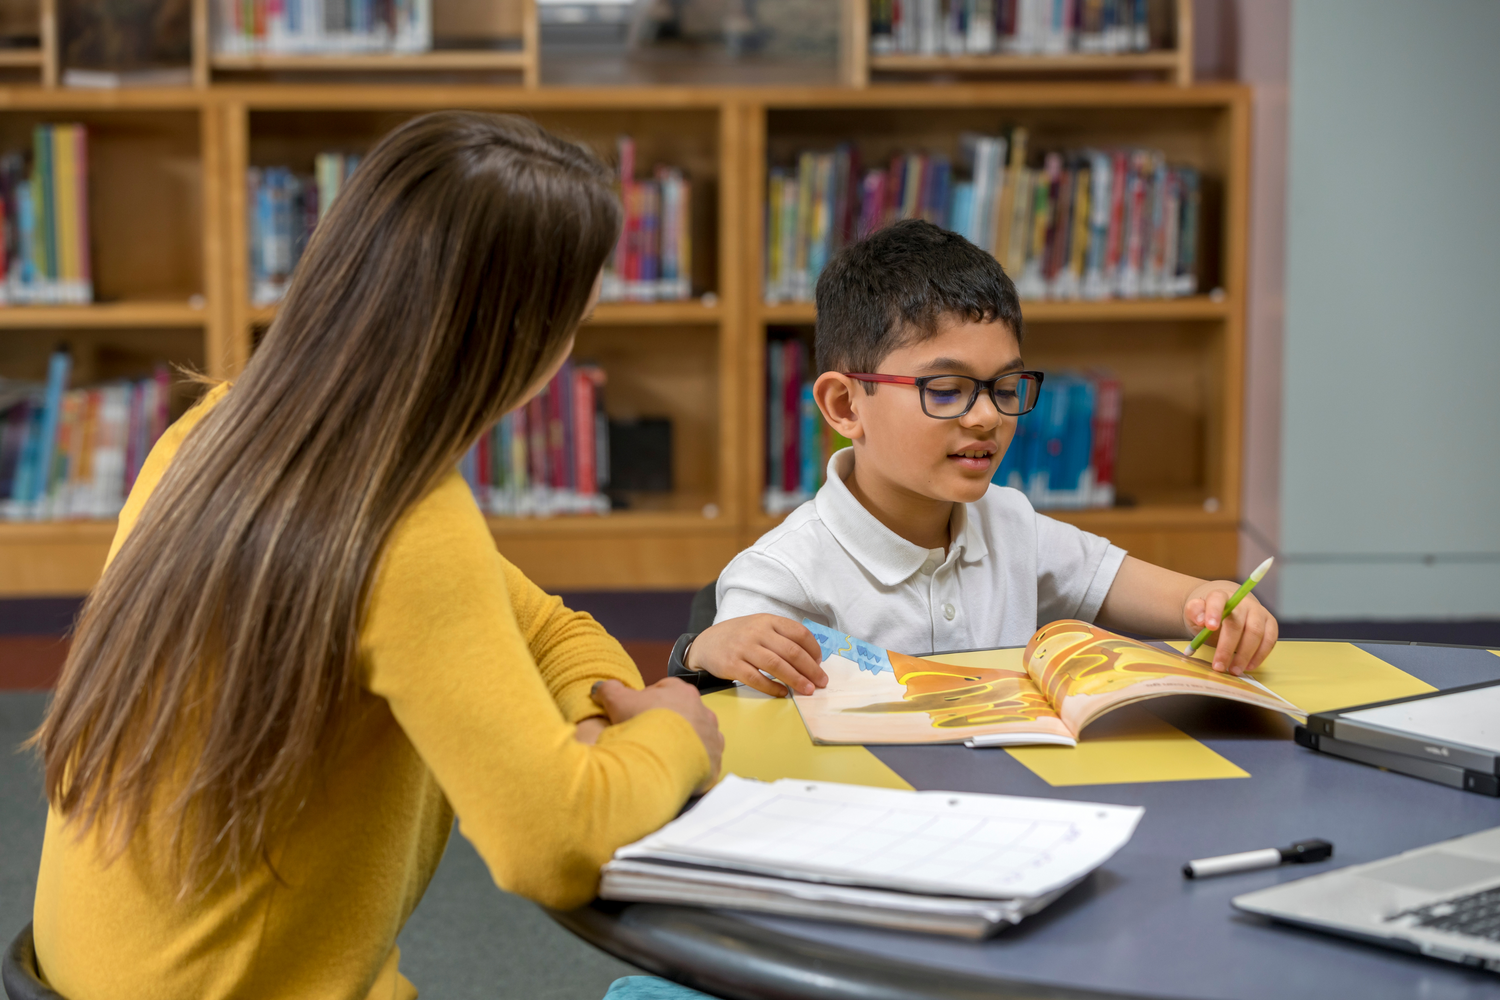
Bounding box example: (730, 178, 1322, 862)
(922, 649, 1249, 786)
(1168, 640, 1435, 713)
(705, 687, 911, 790)
(1005, 705, 1250, 786)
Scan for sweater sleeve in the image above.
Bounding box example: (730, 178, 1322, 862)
(501, 560, 646, 723)
(360, 472, 710, 910)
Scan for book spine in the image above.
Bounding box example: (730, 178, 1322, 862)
(0, 401, 29, 499)
(782, 340, 802, 496)
(28, 348, 70, 511)
(74, 126, 90, 298)
(54, 125, 76, 303)
(766, 338, 782, 494)
(574, 367, 596, 496)
(547, 375, 566, 491)
(799, 382, 819, 495)
(558, 358, 576, 492)
(1089, 373, 1120, 507)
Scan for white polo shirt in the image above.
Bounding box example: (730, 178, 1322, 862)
(715, 448, 1127, 655)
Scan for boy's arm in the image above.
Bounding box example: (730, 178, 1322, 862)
(671, 551, 829, 698)
(1095, 555, 1279, 675)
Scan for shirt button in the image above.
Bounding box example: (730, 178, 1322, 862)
(943, 603, 956, 621)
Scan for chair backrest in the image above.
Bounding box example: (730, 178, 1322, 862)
(687, 582, 716, 634)
(3, 924, 67, 1000)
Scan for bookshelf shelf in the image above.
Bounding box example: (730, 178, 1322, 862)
(0, 300, 207, 328)
(842, 0, 1193, 86)
(590, 301, 723, 325)
(210, 51, 533, 73)
(869, 51, 1183, 75)
(758, 296, 1228, 326)
(0, 49, 43, 68)
(253, 300, 722, 329)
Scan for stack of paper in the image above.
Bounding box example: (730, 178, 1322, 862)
(600, 776, 1143, 938)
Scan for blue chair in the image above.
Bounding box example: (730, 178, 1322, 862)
(604, 975, 720, 1000)
(3, 924, 65, 1000)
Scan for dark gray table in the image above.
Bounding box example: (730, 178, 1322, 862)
(553, 642, 1500, 1000)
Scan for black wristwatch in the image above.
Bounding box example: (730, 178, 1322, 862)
(667, 631, 734, 693)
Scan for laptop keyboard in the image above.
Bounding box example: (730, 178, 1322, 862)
(1392, 886, 1500, 941)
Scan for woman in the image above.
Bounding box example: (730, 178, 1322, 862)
(30, 111, 723, 1000)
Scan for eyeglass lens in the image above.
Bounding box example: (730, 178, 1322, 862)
(921, 374, 1036, 418)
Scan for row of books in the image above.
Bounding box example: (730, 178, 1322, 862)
(0, 350, 171, 521)
(248, 153, 361, 306)
(765, 132, 1200, 303)
(215, 0, 432, 55)
(457, 359, 611, 518)
(992, 371, 1119, 509)
(0, 125, 93, 306)
(601, 137, 692, 303)
(871, 0, 1161, 56)
(763, 339, 850, 515)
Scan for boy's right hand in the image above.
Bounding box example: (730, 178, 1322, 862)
(685, 615, 828, 698)
(592, 678, 724, 791)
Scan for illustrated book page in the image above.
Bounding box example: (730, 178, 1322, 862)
(794, 620, 1077, 746)
(1024, 620, 1304, 739)
(792, 619, 1304, 747)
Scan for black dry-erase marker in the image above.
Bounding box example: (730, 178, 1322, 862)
(1182, 839, 1333, 879)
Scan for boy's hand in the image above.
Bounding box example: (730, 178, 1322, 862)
(1184, 583, 1278, 675)
(686, 615, 829, 697)
(591, 677, 724, 791)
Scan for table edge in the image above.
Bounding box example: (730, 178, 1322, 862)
(548, 901, 1176, 1000)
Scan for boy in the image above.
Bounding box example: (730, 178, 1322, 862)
(676, 219, 1277, 697)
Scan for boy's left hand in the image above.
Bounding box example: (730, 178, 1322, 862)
(1183, 583, 1278, 675)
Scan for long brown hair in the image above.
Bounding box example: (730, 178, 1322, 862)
(33, 111, 621, 889)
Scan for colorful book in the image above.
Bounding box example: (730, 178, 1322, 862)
(792, 619, 1301, 748)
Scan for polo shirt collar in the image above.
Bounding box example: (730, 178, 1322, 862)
(815, 448, 990, 586)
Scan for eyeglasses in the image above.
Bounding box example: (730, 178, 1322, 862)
(843, 371, 1046, 419)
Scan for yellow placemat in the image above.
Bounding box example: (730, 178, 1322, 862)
(704, 687, 911, 790)
(922, 649, 1249, 787)
(1168, 640, 1436, 713)
(1005, 705, 1250, 786)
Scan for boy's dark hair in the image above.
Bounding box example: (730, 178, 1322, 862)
(814, 219, 1023, 381)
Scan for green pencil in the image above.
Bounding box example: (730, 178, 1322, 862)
(1187, 557, 1274, 653)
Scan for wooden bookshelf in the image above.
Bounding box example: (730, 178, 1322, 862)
(841, 0, 1192, 86)
(743, 85, 1248, 581)
(219, 88, 742, 591)
(0, 82, 1249, 596)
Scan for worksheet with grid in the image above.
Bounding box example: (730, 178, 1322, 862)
(616, 776, 1143, 899)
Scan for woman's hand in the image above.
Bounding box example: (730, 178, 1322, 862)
(590, 678, 724, 790)
(573, 716, 608, 744)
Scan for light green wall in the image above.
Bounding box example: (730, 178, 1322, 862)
(1280, 0, 1500, 617)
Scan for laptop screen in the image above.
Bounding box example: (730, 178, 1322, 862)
(1344, 684, 1500, 754)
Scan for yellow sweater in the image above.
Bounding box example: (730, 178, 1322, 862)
(32, 384, 710, 1000)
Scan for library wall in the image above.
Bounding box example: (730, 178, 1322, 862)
(1280, 0, 1500, 617)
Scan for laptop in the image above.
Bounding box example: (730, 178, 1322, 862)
(1233, 826, 1500, 971)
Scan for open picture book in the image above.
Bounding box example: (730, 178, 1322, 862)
(793, 619, 1305, 748)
